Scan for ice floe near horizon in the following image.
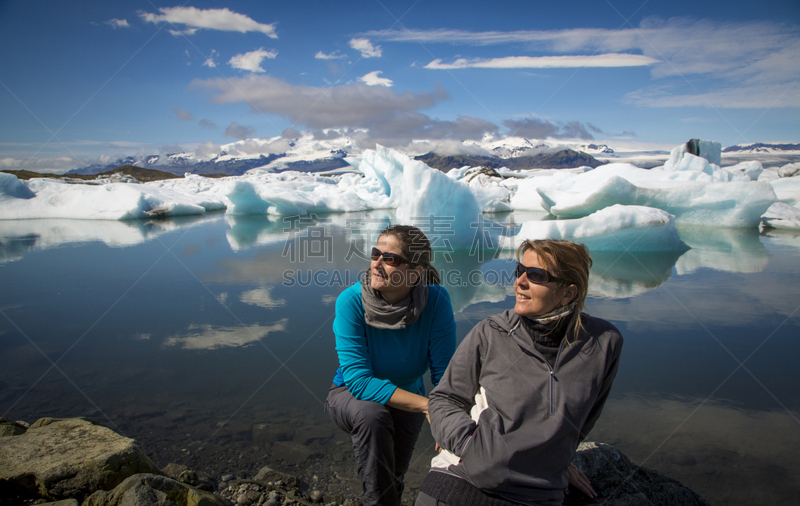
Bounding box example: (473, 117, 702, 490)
(0, 172, 225, 220)
(2, 142, 800, 250)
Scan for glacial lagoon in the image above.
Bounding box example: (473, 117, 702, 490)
(1, 211, 799, 505)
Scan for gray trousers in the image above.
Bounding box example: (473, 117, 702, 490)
(325, 384, 426, 506)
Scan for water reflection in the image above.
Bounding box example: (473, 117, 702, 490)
(676, 226, 771, 274)
(163, 321, 288, 350)
(593, 394, 800, 505)
(1, 213, 798, 506)
(0, 216, 216, 263)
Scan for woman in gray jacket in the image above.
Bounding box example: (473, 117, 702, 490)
(417, 239, 623, 506)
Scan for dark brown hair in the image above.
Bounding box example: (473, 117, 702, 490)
(380, 225, 441, 285)
(516, 239, 592, 340)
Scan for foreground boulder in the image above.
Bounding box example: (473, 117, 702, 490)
(82, 473, 226, 506)
(567, 442, 710, 505)
(0, 417, 159, 502)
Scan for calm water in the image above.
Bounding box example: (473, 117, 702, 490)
(1, 212, 799, 505)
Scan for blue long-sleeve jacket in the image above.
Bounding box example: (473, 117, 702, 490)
(332, 283, 457, 404)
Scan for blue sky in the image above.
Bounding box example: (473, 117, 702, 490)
(1, 0, 798, 172)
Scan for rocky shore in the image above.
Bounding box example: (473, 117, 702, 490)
(0, 417, 710, 506)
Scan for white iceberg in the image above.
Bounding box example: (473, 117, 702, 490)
(770, 176, 800, 206)
(499, 204, 687, 252)
(538, 175, 776, 228)
(0, 173, 225, 220)
(349, 145, 509, 244)
(761, 202, 800, 231)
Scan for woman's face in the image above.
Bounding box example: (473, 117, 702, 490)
(514, 249, 577, 318)
(370, 234, 423, 302)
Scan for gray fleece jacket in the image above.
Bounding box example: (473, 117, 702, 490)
(427, 310, 623, 505)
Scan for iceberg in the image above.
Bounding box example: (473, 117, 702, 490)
(538, 176, 776, 228)
(770, 176, 800, 206)
(0, 173, 225, 220)
(664, 139, 721, 169)
(761, 202, 800, 231)
(499, 204, 688, 252)
(349, 146, 509, 244)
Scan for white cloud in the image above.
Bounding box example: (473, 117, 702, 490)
(426, 53, 658, 69)
(229, 48, 278, 73)
(369, 19, 800, 109)
(349, 38, 382, 58)
(173, 108, 194, 121)
(624, 84, 800, 109)
(195, 140, 221, 160)
(199, 119, 217, 129)
(315, 50, 345, 60)
(139, 7, 277, 38)
(105, 19, 129, 28)
(225, 122, 257, 139)
(169, 28, 198, 36)
(203, 49, 218, 68)
(358, 70, 393, 87)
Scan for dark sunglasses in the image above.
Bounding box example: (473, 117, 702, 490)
(371, 247, 411, 267)
(515, 262, 567, 285)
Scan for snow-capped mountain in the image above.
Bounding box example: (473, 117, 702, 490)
(68, 132, 799, 177)
(722, 143, 800, 154)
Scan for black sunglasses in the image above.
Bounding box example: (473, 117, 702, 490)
(371, 247, 411, 267)
(515, 262, 566, 285)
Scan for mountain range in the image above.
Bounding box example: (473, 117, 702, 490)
(65, 133, 800, 177)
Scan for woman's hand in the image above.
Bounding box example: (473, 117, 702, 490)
(566, 464, 597, 498)
(386, 388, 429, 414)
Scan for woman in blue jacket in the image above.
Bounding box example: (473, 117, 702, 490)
(325, 225, 457, 506)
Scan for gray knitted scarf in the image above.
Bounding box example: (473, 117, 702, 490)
(361, 271, 429, 329)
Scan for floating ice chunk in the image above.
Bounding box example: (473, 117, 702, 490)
(510, 170, 586, 211)
(538, 176, 776, 228)
(0, 172, 35, 199)
(664, 139, 721, 169)
(770, 177, 800, 206)
(726, 160, 763, 181)
(778, 162, 800, 178)
(224, 171, 391, 216)
(757, 168, 780, 183)
(761, 202, 800, 230)
(499, 205, 687, 252)
(351, 146, 509, 243)
(0, 175, 225, 220)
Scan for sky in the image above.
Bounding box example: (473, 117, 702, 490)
(1, 0, 799, 173)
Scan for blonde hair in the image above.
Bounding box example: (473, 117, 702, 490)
(380, 225, 441, 285)
(516, 239, 592, 341)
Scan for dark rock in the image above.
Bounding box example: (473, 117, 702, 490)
(0, 417, 159, 502)
(566, 442, 710, 505)
(37, 500, 78, 506)
(161, 463, 199, 486)
(252, 467, 298, 489)
(0, 418, 27, 437)
(82, 473, 225, 506)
